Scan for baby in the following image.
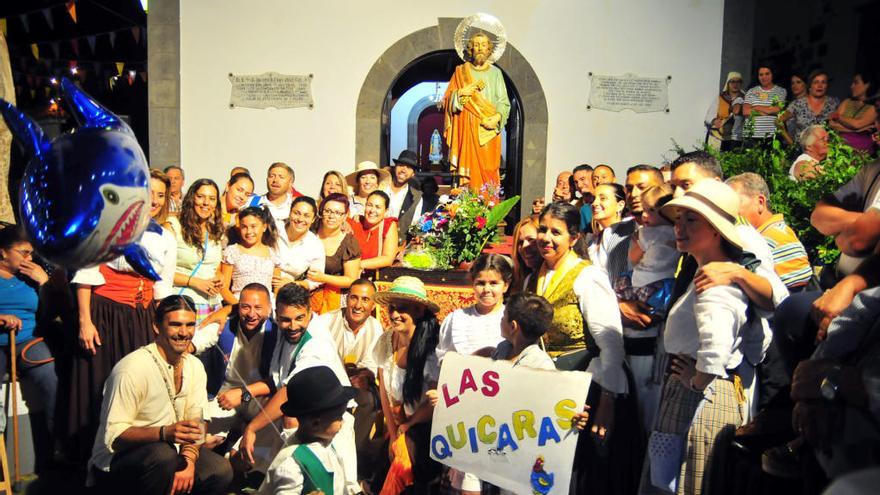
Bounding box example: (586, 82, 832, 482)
(617, 184, 678, 316)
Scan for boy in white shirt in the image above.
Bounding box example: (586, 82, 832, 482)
(258, 366, 357, 495)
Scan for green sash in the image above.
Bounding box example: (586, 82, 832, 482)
(292, 444, 334, 495)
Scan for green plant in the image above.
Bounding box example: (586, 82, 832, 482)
(694, 129, 870, 265)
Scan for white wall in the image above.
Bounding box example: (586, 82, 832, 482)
(179, 0, 724, 201)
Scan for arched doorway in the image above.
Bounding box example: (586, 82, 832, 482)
(355, 18, 547, 223)
(382, 50, 524, 220)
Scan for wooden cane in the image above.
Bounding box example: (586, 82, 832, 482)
(8, 328, 19, 487)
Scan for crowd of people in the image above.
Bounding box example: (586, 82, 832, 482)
(0, 74, 878, 494)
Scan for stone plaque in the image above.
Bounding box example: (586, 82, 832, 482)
(587, 73, 670, 113)
(228, 71, 313, 109)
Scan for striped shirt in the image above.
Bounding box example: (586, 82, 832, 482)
(743, 85, 786, 139)
(757, 214, 811, 289)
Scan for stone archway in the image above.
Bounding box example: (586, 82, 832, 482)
(355, 18, 548, 216)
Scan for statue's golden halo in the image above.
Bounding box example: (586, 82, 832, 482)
(453, 13, 507, 64)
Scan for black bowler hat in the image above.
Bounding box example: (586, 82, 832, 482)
(280, 366, 356, 418)
(392, 150, 420, 170)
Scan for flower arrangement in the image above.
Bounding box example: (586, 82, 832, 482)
(403, 183, 520, 270)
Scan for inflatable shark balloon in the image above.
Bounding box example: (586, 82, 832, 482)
(0, 78, 160, 279)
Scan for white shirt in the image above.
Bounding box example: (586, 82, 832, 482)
(373, 330, 440, 417)
(383, 184, 423, 220)
(72, 226, 179, 299)
(492, 341, 556, 371)
(526, 262, 628, 394)
(664, 283, 749, 377)
(315, 310, 384, 374)
(89, 344, 207, 474)
(269, 316, 349, 389)
(220, 319, 269, 392)
(275, 228, 325, 291)
(633, 224, 678, 287)
(254, 194, 293, 233)
(436, 305, 505, 363)
(259, 439, 347, 495)
(789, 153, 819, 181)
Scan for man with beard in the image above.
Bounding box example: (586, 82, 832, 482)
(384, 150, 423, 240)
(249, 162, 297, 232)
(315, 279, 384, 479)
(443, 31, 511, 192)
(239, 283, 358, 492)
(88, 295, 232, 495)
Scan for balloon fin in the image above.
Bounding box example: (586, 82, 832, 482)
(145, 218, 163, 235)
(123, 243, 160, 281)
(60, 77, 132, 134)
(0, 99, 50, 159)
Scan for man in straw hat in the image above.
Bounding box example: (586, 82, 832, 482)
(258, 366, 358, 495)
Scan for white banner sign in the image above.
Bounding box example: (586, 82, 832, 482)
(588, 73, 670, 113)
(430, 353, 591, 494)
(228, 71, 313, 109)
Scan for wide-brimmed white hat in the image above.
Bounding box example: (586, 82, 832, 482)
(345, 161, 391, 192)
(661, 179, 744, 251)
(372, 276, 440, 314)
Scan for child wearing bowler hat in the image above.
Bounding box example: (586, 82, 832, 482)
(257, 366, 357, 495)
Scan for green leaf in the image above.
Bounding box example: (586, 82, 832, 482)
(486, 195, 521, 230)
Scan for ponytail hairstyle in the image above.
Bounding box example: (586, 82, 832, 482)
(468, 253, 513, 286)
(403, 309, 440, 406)
(234, 205, 278, 247)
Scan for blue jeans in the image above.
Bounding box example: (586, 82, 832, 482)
(0, 338, 57, 433)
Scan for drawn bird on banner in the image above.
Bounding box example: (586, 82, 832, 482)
(530, 455, 554, 494)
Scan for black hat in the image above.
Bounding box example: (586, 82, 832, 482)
(392, 150, 420, 170)
(280, 366, 357, 418)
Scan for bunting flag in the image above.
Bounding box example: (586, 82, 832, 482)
(70, 38, 79, 57)
(131, 26, 141, 44)
(86, 35, 96, 53)
(20, 14, 29, 34)
(108, 31, 116, 48)
(139, 71, 147, 82)
(30, 43, 39, 60)
(115, 62, 124, 75)
(127, 72, 135, 86)
(109, 75, 117, 90)
(50, 42, 59, 59)
(66, 1, 77, 24)
(29, 89, 36, 99)
(42, 8, 54, 30)
(44, 87, 51, 98)
(0, 19, 6, 37)
(69, 60, 78, 70)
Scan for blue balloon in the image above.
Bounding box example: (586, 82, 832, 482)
(0, 78, 159, 280)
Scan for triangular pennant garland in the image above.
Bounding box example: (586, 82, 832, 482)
(29, 89, 36, 99)
(108, 31, 116, 48)
(70, 38, 79, 57)
(20, 14, 29, 34)
(0, 19, 7, 37)
(139, 71, 147, 82)
(86, 35, 96, 53)
(50, 42, 59, 59)
(30, 43, 39, 60)
(115, 62, 124, 76)
(66, 1, 78, 24)
(42, 8, 54, 30)
(131, 26, 141, 44)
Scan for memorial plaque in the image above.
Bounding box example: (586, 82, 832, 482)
(587, 73, 670, 113)
(228, 71, 314, 109)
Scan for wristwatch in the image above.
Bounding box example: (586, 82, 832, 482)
(241, 386, 253, 404)
(820, 365, 843, 402)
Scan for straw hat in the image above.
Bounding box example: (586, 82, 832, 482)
(372, 276, 440, 314)
(661, 179, 744, 250)
(345, 161, 391, 192)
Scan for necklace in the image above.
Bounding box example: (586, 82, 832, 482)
(145, 346, 184, 421)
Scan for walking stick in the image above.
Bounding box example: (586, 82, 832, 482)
(8, 328, 19, 488)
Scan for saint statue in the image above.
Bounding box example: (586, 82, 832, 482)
(443, 15, 510, 192)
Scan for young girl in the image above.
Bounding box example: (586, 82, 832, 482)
(621, 184, 678, 317)
(435, 253, 511, 363)
(434, 254, 511, 494)
(219, 206, 281, 304)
